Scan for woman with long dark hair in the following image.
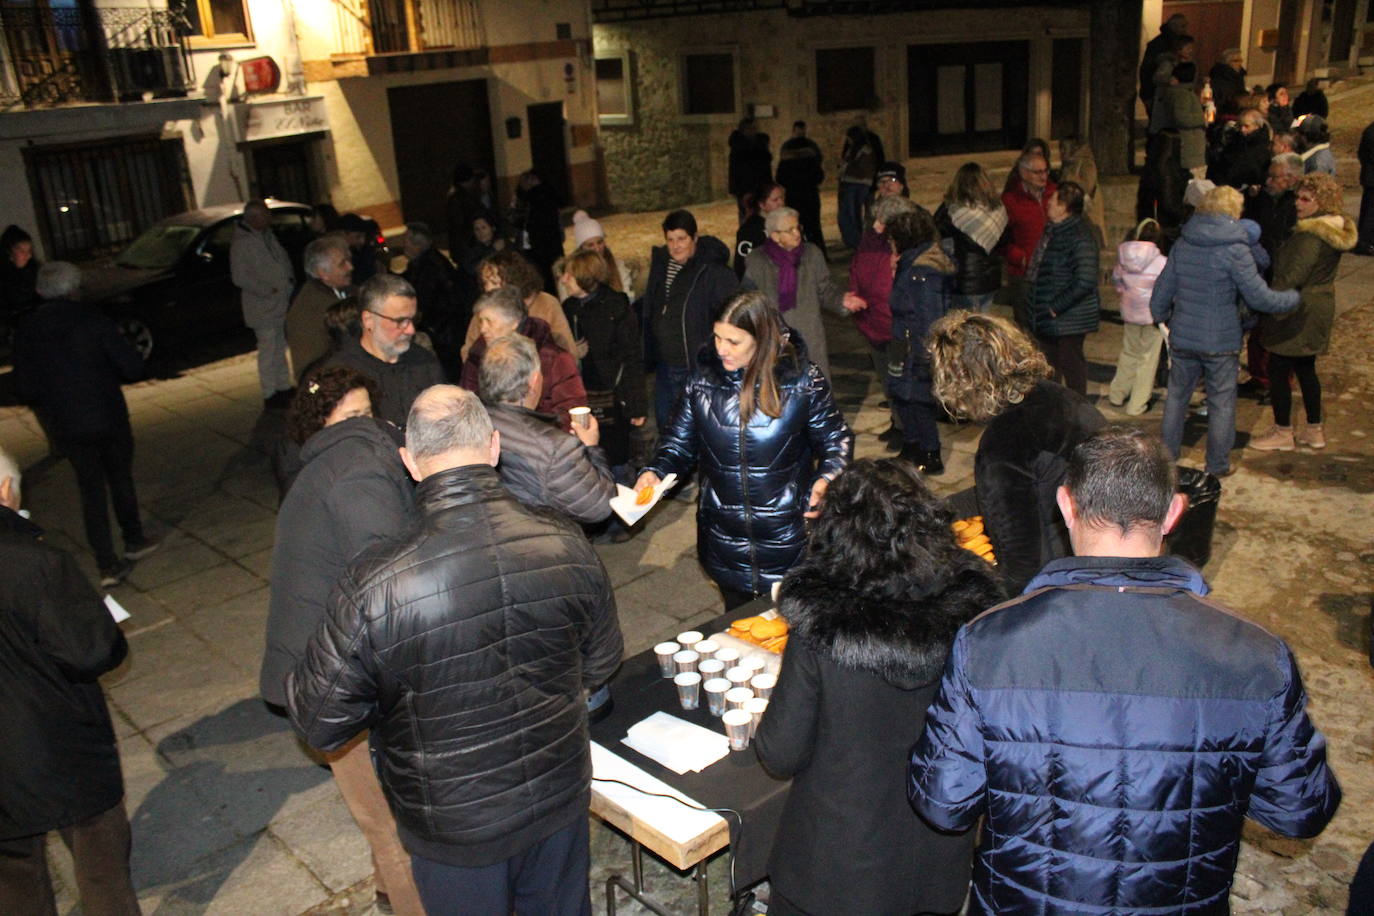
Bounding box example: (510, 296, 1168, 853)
(756, 457, 1002, 916)
(635, 291, 852, 608)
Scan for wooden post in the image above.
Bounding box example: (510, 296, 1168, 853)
(1089, 0, 1144, 177)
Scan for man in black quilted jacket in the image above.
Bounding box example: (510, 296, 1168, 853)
(288, 385, 622, 916)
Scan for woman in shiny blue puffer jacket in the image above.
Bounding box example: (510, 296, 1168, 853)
(638, 291, 853, 608)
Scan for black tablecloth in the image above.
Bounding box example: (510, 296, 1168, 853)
(590, 601, 789, 890)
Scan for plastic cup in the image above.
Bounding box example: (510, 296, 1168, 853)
(704, 677, 731, 716)
(694, 639, 720, 659)
(714, 647, 740, 667)
(672, 650, 699, 675)
(698, 658, 726, 679)
(744, 697, 769, 737)
(725, 666, 752, 688)
(653, 641, 680, 678)
(750, 672, 777, 700)
(724, 686, 754, 712)
(742, 654, 769, 674)
(674, 672, 702, 710)
(570, 406, 591, 428)
(722, 708, 753, 751)
(771, 580, 781, 603)
(676, 630, 704, 650)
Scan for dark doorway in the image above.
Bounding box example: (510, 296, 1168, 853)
(907, 41, 1029, 156)
(388, 79, 494, 239)
(1329, 0, 1357, 64)
(1275, 0, 1302, 84)
(527, 102, 569, 204)
(1050, 38, 1084, 140)
(251, 138, 318, 203)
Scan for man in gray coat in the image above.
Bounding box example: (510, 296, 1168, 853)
(479, 334, 614, 524)
(230, 200, 296, 407)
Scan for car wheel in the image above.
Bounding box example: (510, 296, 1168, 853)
(118, 317, 154, 360)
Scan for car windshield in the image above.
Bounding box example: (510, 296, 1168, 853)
(116, 224, 202, 269)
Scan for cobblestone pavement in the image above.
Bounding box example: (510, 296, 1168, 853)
(2, 89, 1372, 916)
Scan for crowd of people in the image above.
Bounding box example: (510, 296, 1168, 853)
(2, 29, 1372, 913)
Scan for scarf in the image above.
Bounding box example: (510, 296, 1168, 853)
(763, 239, 804, 312)
(948, 202, 1008, 255)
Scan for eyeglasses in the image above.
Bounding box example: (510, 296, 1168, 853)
(1022, 167, 1049, 175)
(368, 310, 419, 330)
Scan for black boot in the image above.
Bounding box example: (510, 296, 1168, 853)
(898, 443, 944, 475)
(877, 422, 902, 445)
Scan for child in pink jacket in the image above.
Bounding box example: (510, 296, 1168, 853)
(1108, 219, 1167, 415)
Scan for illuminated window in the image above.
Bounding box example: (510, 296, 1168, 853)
(185, 0, 253, 44)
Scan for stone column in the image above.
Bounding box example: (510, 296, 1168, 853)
(1089, 0, 1144, 177)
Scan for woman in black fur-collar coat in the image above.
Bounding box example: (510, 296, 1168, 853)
(755, 458, 1004, 916)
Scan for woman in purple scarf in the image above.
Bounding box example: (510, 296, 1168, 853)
(743, 206, 839, 378)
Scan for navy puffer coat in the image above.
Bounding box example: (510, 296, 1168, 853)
(1027, 215, 1100, 338)
(909, 556, 1341, 915)
(1150, 211, 1299, 352)
(644, 333, 853, 597)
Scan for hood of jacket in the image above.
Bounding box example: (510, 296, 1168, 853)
(1294, 213, 1358, 251)
(299, 414, 404, 466)
(900, 240, 956, 275)
(1023, 554, 1210, 596)
(1117, 240, 1163, 274)
(1179, 211, 1250, 248)
(781, 554, 1004, 689)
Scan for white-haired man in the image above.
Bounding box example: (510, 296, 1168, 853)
(287, 234, 353, 381)
(289, 385, 622, 916)
(0, 448, 141, 915)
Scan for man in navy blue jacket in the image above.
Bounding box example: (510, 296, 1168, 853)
(909, 426, 1339, 915)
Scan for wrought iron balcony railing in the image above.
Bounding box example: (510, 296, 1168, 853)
(1, 6, 194, 109)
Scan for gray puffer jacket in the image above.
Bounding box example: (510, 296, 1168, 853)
(262, 417, 414, 706)
(287, 465, 623, 867)
(487, 403, 615, 524)
(1150, 212, 1299, 352)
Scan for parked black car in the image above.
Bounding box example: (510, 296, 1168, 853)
(80, 200, 313, 360)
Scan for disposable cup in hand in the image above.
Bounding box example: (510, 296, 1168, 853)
(698, 659, 726, 679)
(722, 708, 753, 751)
(725, 666, 752, 688)
(653, 642, 680, 678)
(694, 639, 720, 659)
(714, 647, 740, 667)
(744, 697, 769, 738)
(672, 650, 699, 675)
(742, 654, 769, 674)
(570, 406, 591, 428)
(704, 677, 731, 716)
(750, 672, 777, 700)
(674, 672, 702, 710)
(676, 631, 704, 650)
(724, 686, 753, 712)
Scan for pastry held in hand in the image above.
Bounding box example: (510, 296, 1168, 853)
(609, 473, 678, 526)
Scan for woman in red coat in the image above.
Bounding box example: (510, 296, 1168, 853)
(459, 286, 586, 430)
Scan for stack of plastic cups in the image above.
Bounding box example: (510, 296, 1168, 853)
(694, 639, 720, 660)
(672, 650, 699, 675)
(698, 658, 726, 681)
(676, 631, 704, 652)
(714, 647, 741, 669)
(743, 697, 769, 738)
(750, 672, 776, 700)
(722, 708, 752, 751)
(725, 666, 752, 689)
(724, 686, 753, 712)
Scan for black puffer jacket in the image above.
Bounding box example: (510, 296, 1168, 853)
(975, 380, 1105, 594)
(262, 417, 415, 707)
(934, 203, 1005, 296)
(561, 285, 646, 420)
(287, 465, 622, 867)
(641, 236, 738, 369)
(756, 552, 1003, 915)
(0, 507, 128, 840)
(487, 403, 615, 524)
(644, 335, 853, 597)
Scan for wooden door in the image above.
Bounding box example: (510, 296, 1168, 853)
(907, 41, 1029, 155)
(387, 79, 494, 240)
(527, 101, 570, 204)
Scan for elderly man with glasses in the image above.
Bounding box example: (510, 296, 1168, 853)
(327, 274, 446, 428)
(1002, 152, 1057, 329)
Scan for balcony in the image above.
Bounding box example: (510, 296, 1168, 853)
(332, 0, 483, 57)
(1, 6, 194, 110)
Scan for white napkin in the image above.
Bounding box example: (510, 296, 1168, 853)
(104, 594, 131, 623)
(609, 473, 678, 527)
(621, 710, 729, 775)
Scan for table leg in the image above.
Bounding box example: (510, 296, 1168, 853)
(603, 838, 710, 916)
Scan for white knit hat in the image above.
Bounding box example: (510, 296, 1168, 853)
(572, 210, 605, 248)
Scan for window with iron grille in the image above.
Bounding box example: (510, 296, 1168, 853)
(816, 46, 875, 113)
(24, 135, 194, 261)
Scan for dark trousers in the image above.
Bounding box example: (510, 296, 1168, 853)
(59, 425, 144, 570)
(1036, 333, 1088, 395)
(410, 813, 591, 916)
(653, 364, 695, 438)
(1358, 185, 1374, 249)
(1245, 328, 1270, 387)
(1268, 353, 1321, 426)
(0, 801, 140, 916)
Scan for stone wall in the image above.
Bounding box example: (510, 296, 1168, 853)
(592, 4, 1089, 212)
